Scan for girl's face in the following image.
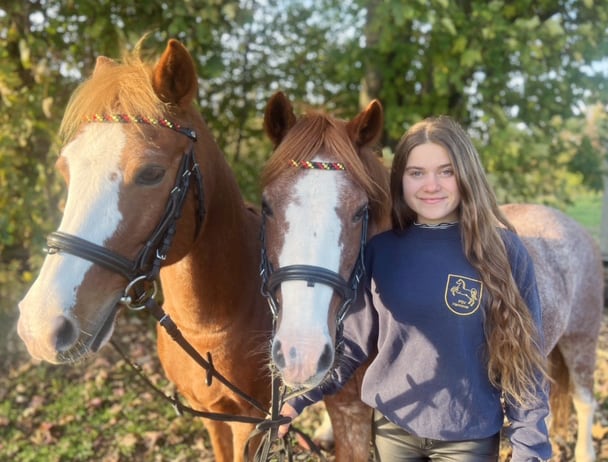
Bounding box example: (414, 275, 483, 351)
(402, 142, 461, 225)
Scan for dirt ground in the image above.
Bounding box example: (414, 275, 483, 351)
(544, 308, 608, 461)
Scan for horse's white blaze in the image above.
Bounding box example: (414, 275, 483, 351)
(17, 124, 125, 359)
(275, 166, 343, 383)
(59, 124, 125, 240)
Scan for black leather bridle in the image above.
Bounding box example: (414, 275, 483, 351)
(45, 118, 204, 309)
(259, 164, 369, 352)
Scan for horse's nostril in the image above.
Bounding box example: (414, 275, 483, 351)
(52, 316, 79, 352)
(272, 340, 286, 369)
(318, 343, 333, 373)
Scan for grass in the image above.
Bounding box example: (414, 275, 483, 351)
(565, 190, 602, 244)
(0, 313, 212, 461)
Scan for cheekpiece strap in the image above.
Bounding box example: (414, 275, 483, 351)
(289, 159, 345, 171)
(85, 113, 197, 141)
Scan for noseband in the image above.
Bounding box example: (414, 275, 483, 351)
(44, 114, 205, 309)
(259, 160, 368, 348)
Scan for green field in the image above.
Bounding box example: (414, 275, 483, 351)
(565, 190, 602, 244)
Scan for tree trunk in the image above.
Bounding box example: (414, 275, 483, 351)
(359, 0, 382, 110)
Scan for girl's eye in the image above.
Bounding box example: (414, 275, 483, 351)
(440, 168, 454, 177)
(135, 165, 166, 185)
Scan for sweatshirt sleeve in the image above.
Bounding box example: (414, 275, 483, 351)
(501, 231, 552, 462)
(289, 281, 378, 414)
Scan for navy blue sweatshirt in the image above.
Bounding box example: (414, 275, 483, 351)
(291, 224, 551, 461)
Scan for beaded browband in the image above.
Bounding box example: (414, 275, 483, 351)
(289, 160, 345, 170)
(85, 113, 197, 141)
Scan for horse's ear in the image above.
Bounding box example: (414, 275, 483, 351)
(152, 39, 198, 107)
(93, 56, 117, 76)
(346, 99, 384, 147)
(264, 91, 297, 147)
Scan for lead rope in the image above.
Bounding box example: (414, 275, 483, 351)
(243, 363, 327, 462)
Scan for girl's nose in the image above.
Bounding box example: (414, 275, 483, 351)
(423, 174, 440, 191)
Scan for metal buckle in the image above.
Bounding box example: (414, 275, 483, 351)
(120, 275, 159, 311)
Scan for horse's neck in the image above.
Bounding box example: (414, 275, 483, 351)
(159, 139, 263, 332)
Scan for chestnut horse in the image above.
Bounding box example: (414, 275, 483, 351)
(260, 91, 604, 462)
(16, 40, 366, 461)
(16, 39, 271, 462)
(260, 91, 391, 459)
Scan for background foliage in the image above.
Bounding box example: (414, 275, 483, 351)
(1, 1, 607, 460)
(1, 0, 607, 318)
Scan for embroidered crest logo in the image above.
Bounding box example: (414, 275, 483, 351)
(445, 274, 483, 315)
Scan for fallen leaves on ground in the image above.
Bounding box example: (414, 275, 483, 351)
(1, 310, 607, 461)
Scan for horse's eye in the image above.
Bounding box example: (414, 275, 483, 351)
(261, 199, 273, 217)
(135, 165, 166, 185)
(353, 204, 368, 223)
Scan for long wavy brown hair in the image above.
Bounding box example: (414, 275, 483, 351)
(261, 111, 390, 227)
(391, 115, 548, 407)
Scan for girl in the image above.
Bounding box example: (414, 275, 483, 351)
(280, 115, 551, 462)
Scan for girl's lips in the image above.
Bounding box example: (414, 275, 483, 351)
(419, 197, 444, 204)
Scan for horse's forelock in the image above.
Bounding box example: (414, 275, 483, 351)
(262, 112, 390, 222)
(59, 51, 169, 143)
(261, 112, 327, 187)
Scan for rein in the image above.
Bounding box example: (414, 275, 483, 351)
(259, 160, 369, 371)
(111, 334, 324, 461)
(44, 115, 312, 461)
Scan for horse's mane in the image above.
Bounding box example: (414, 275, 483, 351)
(261, 111, 390, 225)
(59, 43, 170, 143)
